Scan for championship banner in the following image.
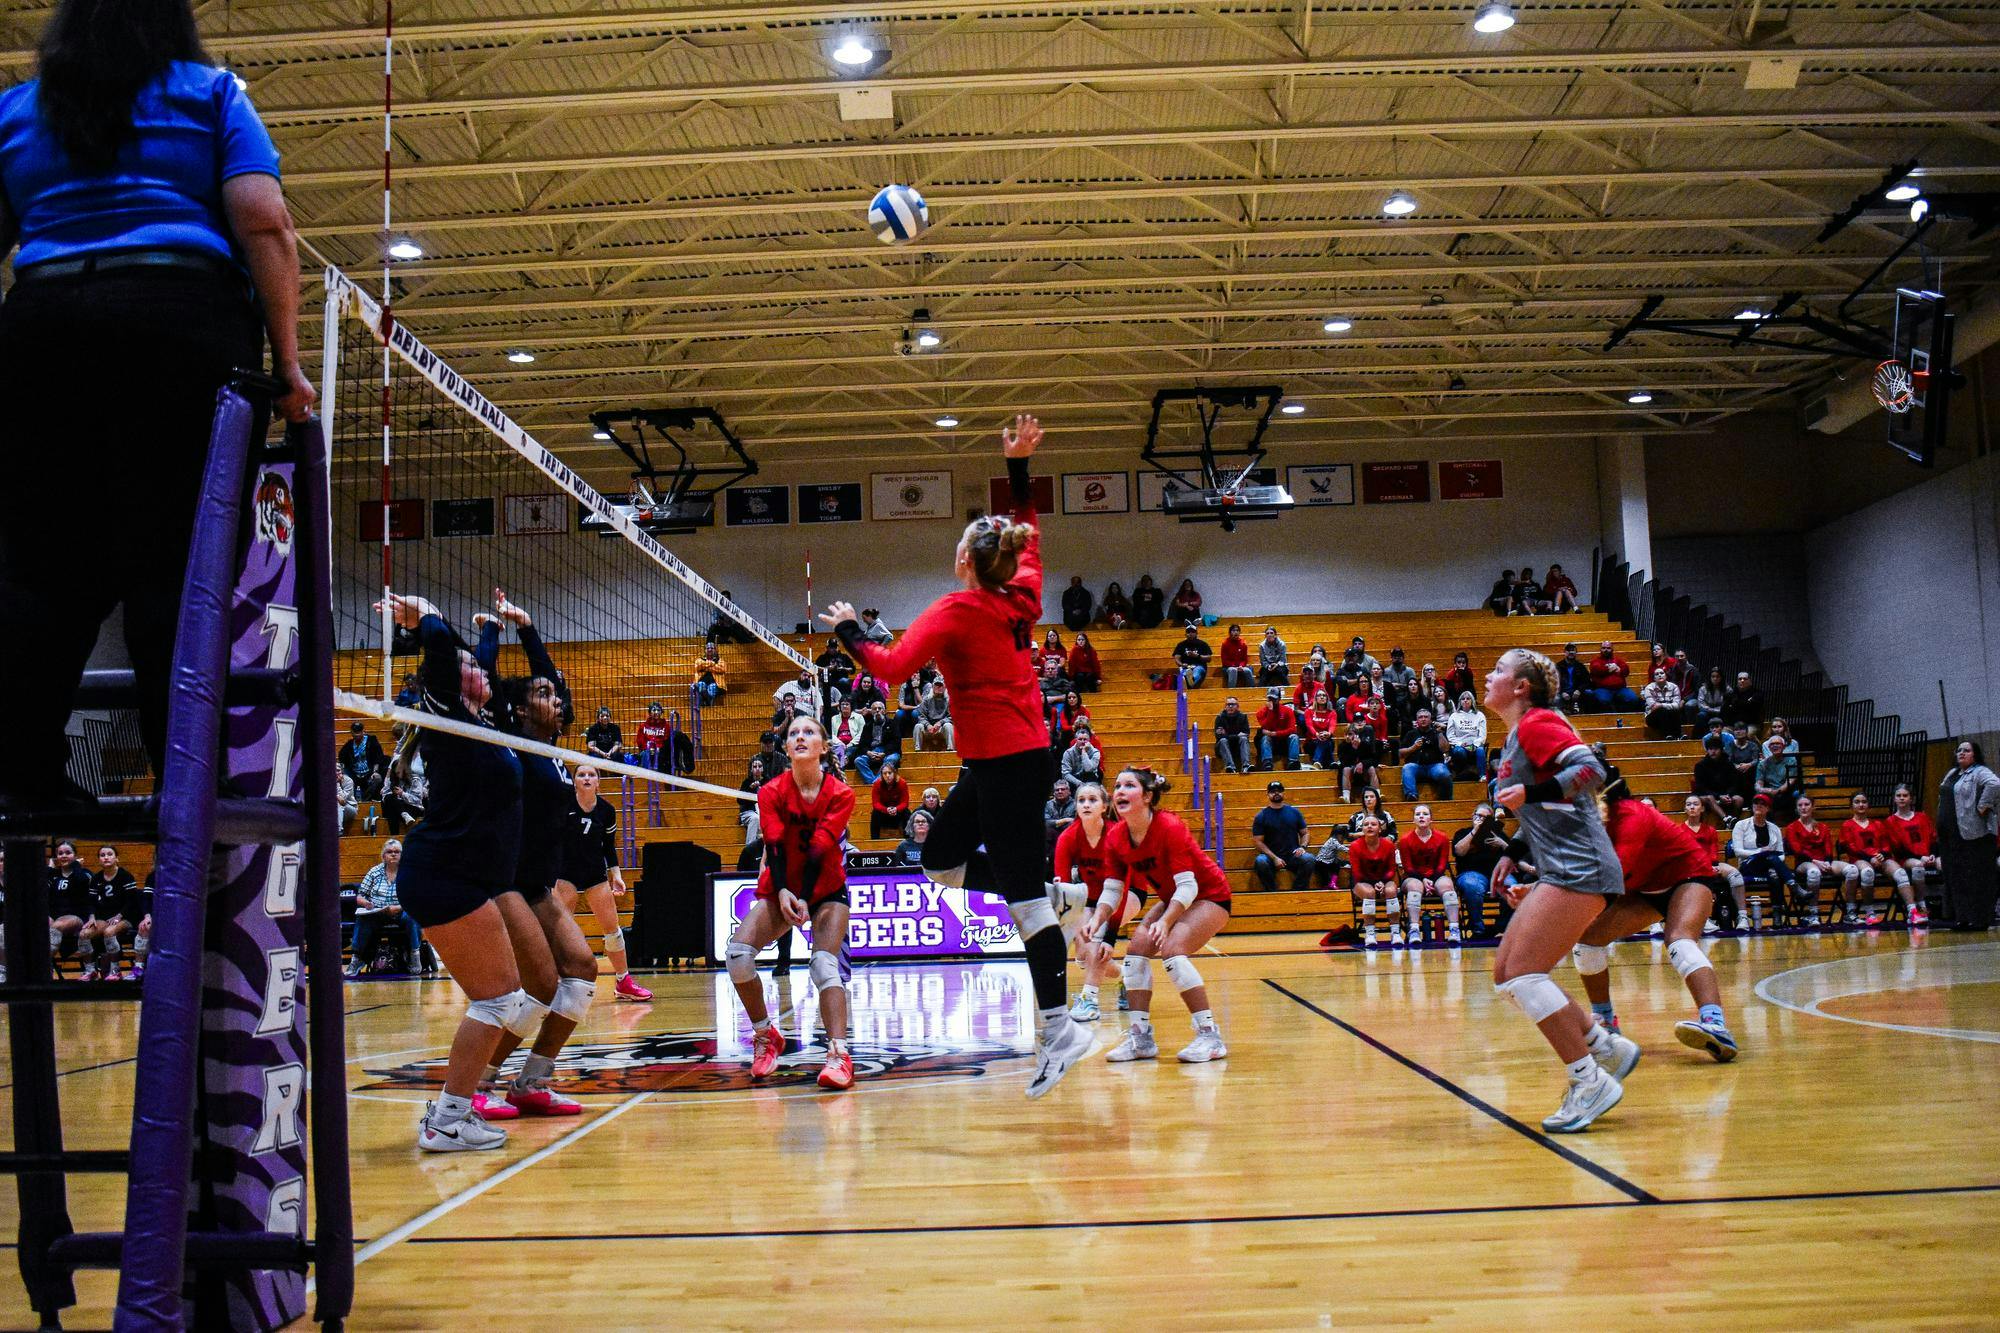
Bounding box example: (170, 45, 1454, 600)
(871, 470, 954, 521)
(986, 474, 1055, 516)
(1439, 459, 1504, 500)
(1287, 463, 1355, 507)
(708, 868, 1027, 962)
(724, 484, 791, 527)
(1360, 460, 1431, 504)
(1062, 471, 1130, 514)
(798, 481, 863, 524)
(504, 492, 568, 535)
(431, 496, 495, 537)
(328, 269, 813, 673)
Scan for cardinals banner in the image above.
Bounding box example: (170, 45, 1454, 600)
(1439, 459, 1504, 500)
(870, 470, 954, 521)
(1062, 471, 1130, 514)
(1360, 461, 1430, 504)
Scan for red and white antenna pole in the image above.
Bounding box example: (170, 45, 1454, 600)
(376, 0, 396, 704)
(804, 547, 813, 626)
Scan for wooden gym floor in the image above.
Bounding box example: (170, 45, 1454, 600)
(8, 931, 1998, 1329)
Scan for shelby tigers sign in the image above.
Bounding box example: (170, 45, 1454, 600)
(708, 869, 1028, 962)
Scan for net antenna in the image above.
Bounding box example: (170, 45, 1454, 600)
(1141, 387, 1293, 531)
(586, 407, 756, 536)
(321, 265, 813, 801)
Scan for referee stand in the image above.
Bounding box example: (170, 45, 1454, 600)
(0, 374, 352, 1330)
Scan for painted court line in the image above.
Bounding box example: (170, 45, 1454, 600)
(1262, 978, 1660, 1204)
(1753, 941, 2000, 1044)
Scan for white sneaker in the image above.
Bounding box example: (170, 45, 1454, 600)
(1390, 927, 1406, 947)
(1647, 922, 1663, 937)
(1025, 1016, 1094, 1099)
(1177, 1028, 1228, 1063)
(419, 1102, 508, 1152)
(1702, 919, 1719, 936)
(1362, 928, 1378, 948)
(1446, 926, 1462, 944)
(1596, 1031, 1643, 1081)
(1068, 991, 1102, 1022)
(1106, 1026, 1160, 1062)
(1541, 1070, 1624, 1133)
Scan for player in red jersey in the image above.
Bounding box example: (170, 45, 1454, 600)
(1785, 794, 1838, 926)
(1087, 766, 1232, 1064)
(724, 715, 859, 1091)
(1884, 783, 1938, 927)
(1396, 804, 1461, 944)
(1056, 783, 1135, 1022)
(1679, 796, 1747, 927)
(1348, 815, 1402, 947)
(1845, 790, 1914, 927)
(1575, 775, 1739, 1063)
(820, 415, 1091, 1098)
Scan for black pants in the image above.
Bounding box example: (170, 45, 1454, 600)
(0, 267, 261, 796)
(1947, 834, 1998, 927)
(922, 748, 1057, 902)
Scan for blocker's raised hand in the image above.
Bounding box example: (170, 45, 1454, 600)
(1001, 413, 1042, 458)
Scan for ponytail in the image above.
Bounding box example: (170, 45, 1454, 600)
(961, 514, 1035, 590)
(1120, 765, 1172, 809)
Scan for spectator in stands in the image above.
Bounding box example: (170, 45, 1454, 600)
(1641, 667, 1684, 737)
(1512, 567, 1551, 615)
(1099, 580, 1132, 629)
(663, 708, 696, 777)
(636, 702, 670, 767)
(895, 809, 933, 867)
(1347, 787, 1397, 844)
(1336, 717, 1385, 802)
(1169, 578, 1203, 624)
(1061, 575, 1094, 631)
(1692, 734, 1746, 824)
(1038, 655, 1071, 706)
(1444, 651, 1477, 705)
(1289, 663, 1323, 714)
(913, 681, 954, 751)
(1381, 646, 1415, 697)
(1416, 663, 1449, 720)
(1047, 689, 1089, 751)
(850, 702, 896, 784)
(1690, 668, 1728, 734)
(1399, 709, 1452, 802)
(1486, 569, 1518, 616)
(893, 673, 924, 738)
(1348, 636, 1380, 673)
(1723, 671, 1766, 732)
(1940, 740, 1999, 931)
(1553, 643, 1590, 714)
(1542, 563, 1580, 613)
(815, 638, 855, 690)
(1258, 626, 1290, 686)
(914, 786, 944, 829)
(772, 669, 820, 722)
(1586, 641, 1639, 711)
(1444, 692, 1488, 779)
(347, 839, 425, 978)
(829, 699, 864, 769)
(1254, 688, 1301, 771)
(1730, 795, 1795, 916)
(708, 590, 753, 645)
(585, 706, 625, 763)
(1724, 722, 1761, 790)
(736, 757, 766, 843)
(1751, 734, 1797, 814)
(1060, 720, 1103, 787)
(1251, 781, 1314, 890)
(858, 607, 895, 646)
(1345, 676, 1389, 745)
(394, 672, 423, 707)
(1132, 574, 1166, 629)
(380, 752, 427, 835)
(1217, 624, 1252, 688)
(1214, 696, 1252, 775)
(1302, 689, 1339, 770)
(870, 757, 910, 839)
(336, 765, 359, 833)
(1044, 778, 1077, 854)
(1174, 624, 1213, 688)
(1325, 647, 1360, 701)
(1067, 632, 1101, 692)
(1646, 642, 1669, 683)
(339, 721, 387, 800)
(1036, 629, 1067, 675)
(849, 671, 888, 713)
(1664, 648, 1699, 700)
(692, 643, 728, 706)
(1451, 802, 1515, 937)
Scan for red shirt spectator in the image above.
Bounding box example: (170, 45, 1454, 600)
(1347, 691, 1388, 742)
(1587, 649, 1630, 691)
(637, 711, 668, 755)
(1066, 639, 1100, 685)
(1219, 632, 1250, 671)
(1303, 701, 1337, 741)
(1255, 701, 1298, 738)
(872, 768, 909, 817)
(1397, 828, 1452, 879)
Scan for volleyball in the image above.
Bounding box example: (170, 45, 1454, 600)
(869, 183, 929, 244)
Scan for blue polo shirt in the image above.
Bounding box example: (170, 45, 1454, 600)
(0, 61, 280, 268)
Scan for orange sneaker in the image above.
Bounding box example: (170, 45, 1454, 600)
(613, 974, 653, 1003)
(817, 1048, 855, 1091)
(471, 1092, 519, 1121)
(750, 1025, 786, 1080)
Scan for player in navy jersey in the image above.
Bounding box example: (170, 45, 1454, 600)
(820, 415, 1092, 1099)
(559, 764, 649, 1003)
(76, 845, 140, 981)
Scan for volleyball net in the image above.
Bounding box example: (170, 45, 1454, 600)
(320, 267, 807, 801)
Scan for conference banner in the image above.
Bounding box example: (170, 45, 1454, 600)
(708, 868, 1027, 963)
(1062, 471, 1130, 514)
(870, 470, 955, 521)
(1287, 464, 1356, 507)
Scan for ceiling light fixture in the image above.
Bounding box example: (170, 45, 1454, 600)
(831, 35, 873, 66)
(1909, 197, 1930, 223)
(1472, 1, 1516, 34)
(506, 350, 536, 363)
(1322, 316, 1353, 333)
(1382, 191, 1418, 217)
(387, 238, 423, 260)
(1626, 391, 1654, 405)
(1280, 402, 1307, 415)
(592, 429, 611, 440)
(935, 413, 960, 429)
(1884, 179, 1921, 203)
(1733, 307, 1763, 321)
(916, 328, 942, 348)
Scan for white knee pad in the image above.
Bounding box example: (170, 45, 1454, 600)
(809, 949, 842, 994)
(551, 975, 595, 1021)
(1803, 864, 1822, 889)
(602, 926, 625, 954)
(1121, 953, 1154, 991)
(926, 863, 966, 888)
(48, 925, 63, 951)
(466, 988, 536, 1033)
(1441, 887, 1460, 909)
(1666, 938, 1712, 978)
(1889, 865, 1909, 889)
(1841, 863, 1860, 885)
(725, 939, 759, 984)
(506, 992, 551, 1038)
(1008, 896, 1058, 939)
(1571, 943, 1610, 976)
(1162, 954, 1204, 994)
(1722, 866, 1744, 891)
(1404, 887, 1421, 912)
(1857, 865, 1876, 889)
(1910, 864, 1927, 886)
(1495, 972, 1568, 1024)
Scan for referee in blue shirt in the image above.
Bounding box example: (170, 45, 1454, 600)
(0, 0, 314, 806)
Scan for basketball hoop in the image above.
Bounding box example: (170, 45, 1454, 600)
(1871, 358, 1916, 413)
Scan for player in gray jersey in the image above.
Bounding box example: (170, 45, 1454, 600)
(1486, 648, 1639, 1134)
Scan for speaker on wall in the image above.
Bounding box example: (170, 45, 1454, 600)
(632, 841, 721, 966)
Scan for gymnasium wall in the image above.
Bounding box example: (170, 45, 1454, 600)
(1651, 535, 1821, 674)
(336, 434, 1606, 646)
(1804, 450, 2000, 738)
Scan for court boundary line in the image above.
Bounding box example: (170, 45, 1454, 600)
(1261, 978, 1660, 1203)
(383, 1181, 2000, 1246)
(1752, 941, 2000, 1044)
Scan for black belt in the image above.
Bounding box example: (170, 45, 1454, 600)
(14, 248, 242, 286)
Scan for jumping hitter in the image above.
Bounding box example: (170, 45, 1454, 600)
(726, 713, 858, 1091)
(819, 414, 1094, 1098)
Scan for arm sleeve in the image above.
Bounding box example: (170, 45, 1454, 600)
(215, 71, 282, 182)
(517, 625, 570, 706)
(807, 784, 856, 864)
(473, 618, 501, 679)
(758, 786, 787, 894)
(1005, 457, 1045, 607)
(415, 615, 468, 714)
(840, 602, 949, 685)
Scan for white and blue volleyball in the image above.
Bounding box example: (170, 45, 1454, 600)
(869, 184, 930, 244)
